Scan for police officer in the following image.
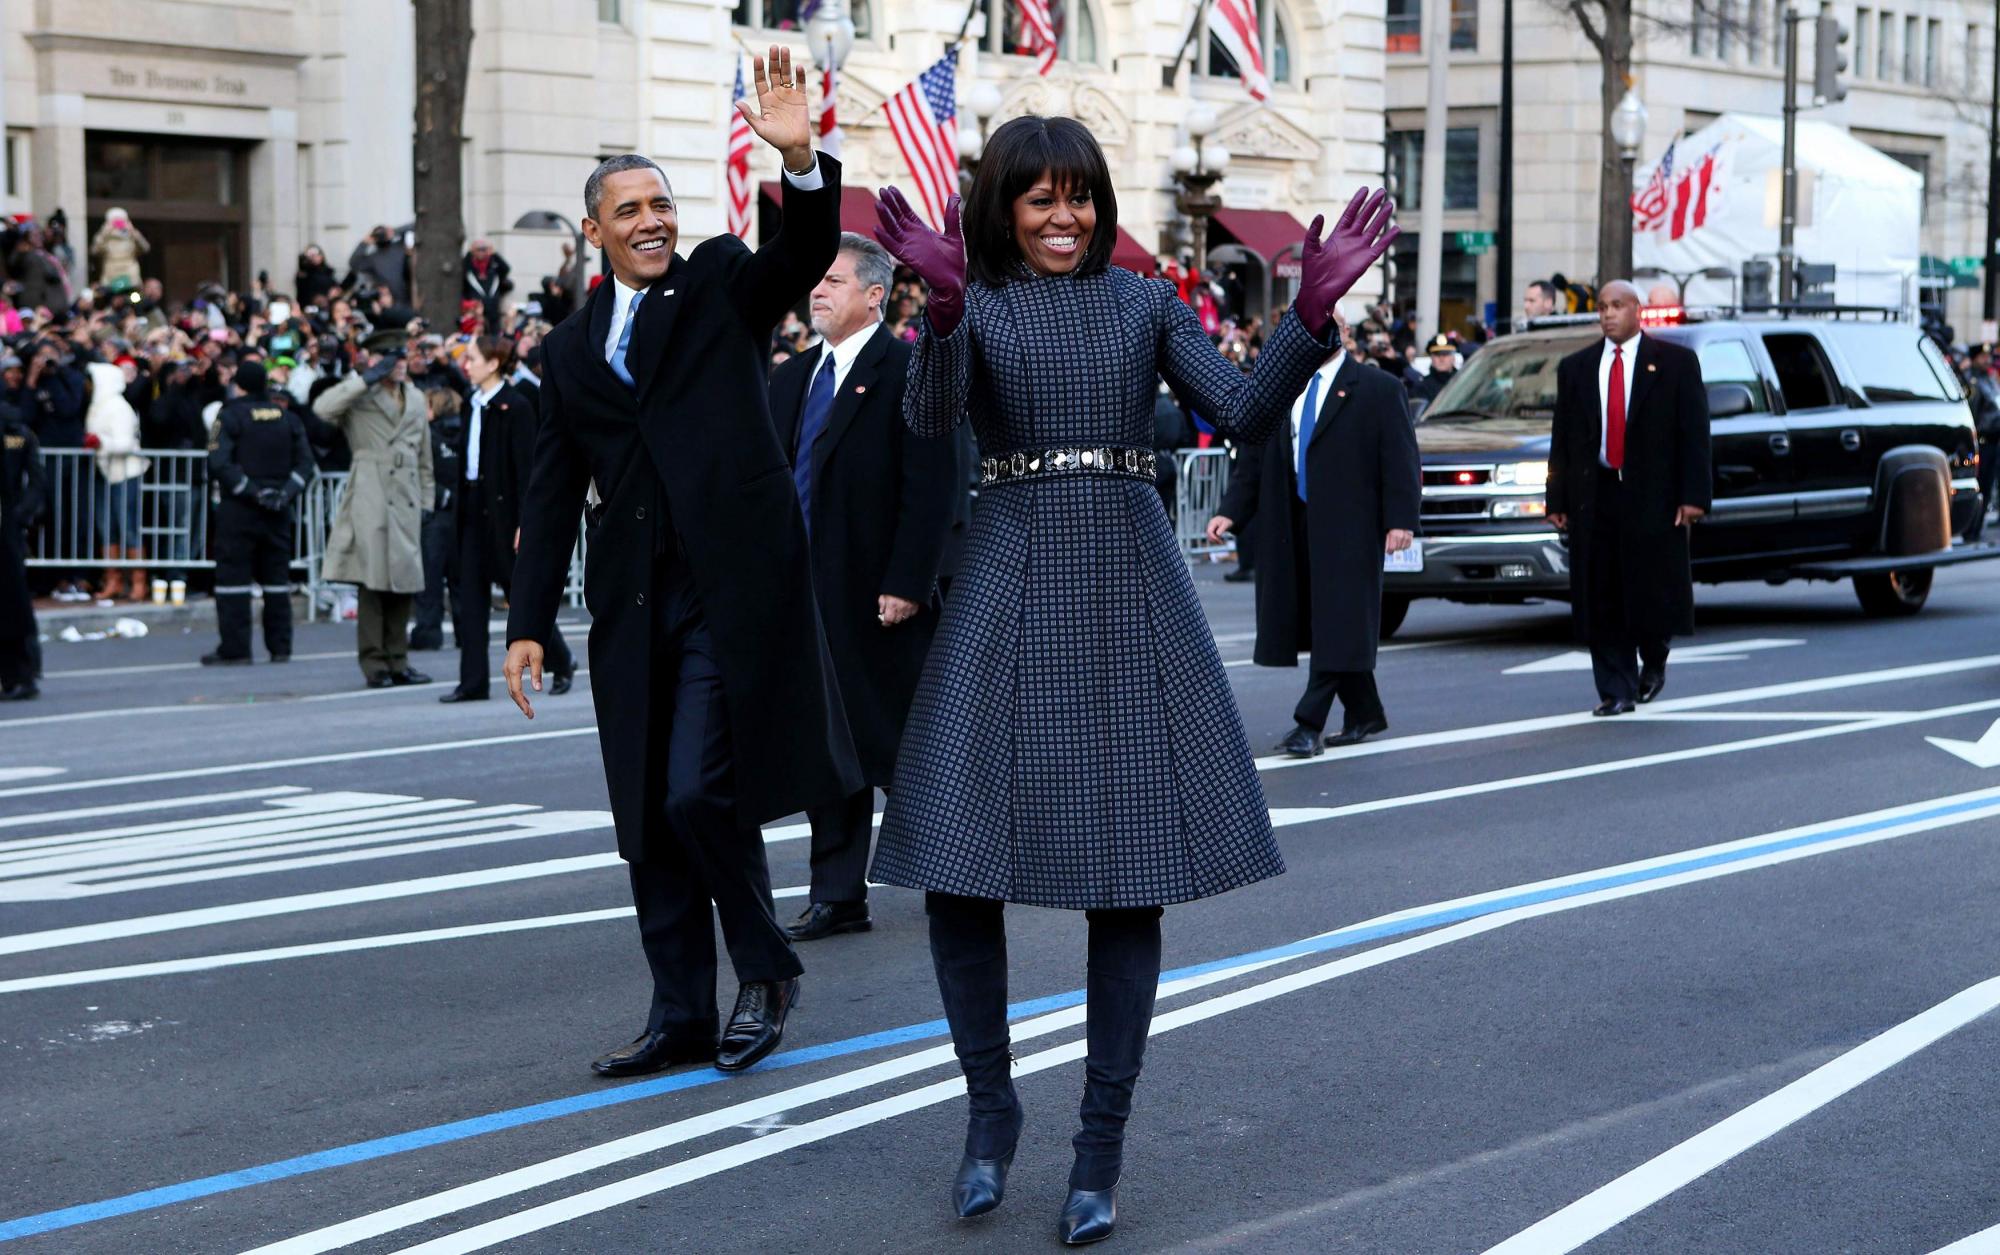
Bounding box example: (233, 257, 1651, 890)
(203, 361, 315, 665)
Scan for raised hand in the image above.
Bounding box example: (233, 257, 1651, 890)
(737, 45, 814, 172)
(874, 187, 967, 336)
(1295, 188, 1399, 341)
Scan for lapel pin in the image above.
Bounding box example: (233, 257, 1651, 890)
(855, 385, 868, 394)
(662, 289, 675, 297)
(1646, 363, 1657, 372)
(1336, 390, 1347, 398)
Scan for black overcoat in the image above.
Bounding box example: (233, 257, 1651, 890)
(768, 326, 958, 783)
(1547, 333, 1713, 641)
(507, 156, 863, 859)
(1, 419, 45, 640)
(1219, 355, 1420, 672)
(452, 380, 537, 581)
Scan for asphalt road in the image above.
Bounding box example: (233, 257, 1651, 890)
(6, 561, 2000, 1254)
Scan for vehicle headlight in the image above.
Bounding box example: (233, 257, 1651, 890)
(1492, 461, 1549, 488)
(1491, 498, 1548, 519)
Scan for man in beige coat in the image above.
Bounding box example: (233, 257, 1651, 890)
(313, 337, 435, 687)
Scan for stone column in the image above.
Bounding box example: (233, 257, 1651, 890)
(32, 92, 86, 289)
(248, 108, 301, 296)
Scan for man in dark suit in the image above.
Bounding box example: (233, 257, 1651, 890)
(1209, 315, 1421, 756)
(1547, 279, 1712, 716)
(767, 233, 957, 941)
(504, 47, 862, 1077)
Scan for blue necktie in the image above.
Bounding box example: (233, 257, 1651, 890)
(609, 289, 644, 388)
(1295, 373, 1322, 503)
(794, 354, 837, 531)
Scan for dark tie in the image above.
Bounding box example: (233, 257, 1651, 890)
(794, 354, 837, 531)
(1606, 344, 1626, 470)
(609, 289, 644, 388)
(1295, 372, 1322, 503)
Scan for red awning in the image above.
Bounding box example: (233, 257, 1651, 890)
(1111, 226, 1157, 276)
(758, 182, 883, 237)
(1210, 207, 1309, 275)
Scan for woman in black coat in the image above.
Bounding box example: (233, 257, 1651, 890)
(870, 116, 1397, 1243)
(295, 246, 339, 308)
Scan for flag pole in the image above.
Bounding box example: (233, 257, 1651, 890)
(1163, 0, 1211, 90)
(955, 0, 980, 46)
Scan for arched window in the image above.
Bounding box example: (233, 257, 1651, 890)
(982, 0, 1101, 66)
(1200, 0, 1293, 87)
(733, 0, 870, 38)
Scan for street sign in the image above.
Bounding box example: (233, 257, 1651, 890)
(1455, 230, 1495, 255)
(1949, 255, 1984, 276)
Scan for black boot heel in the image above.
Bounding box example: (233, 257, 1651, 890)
(953, 1144, 1016, 1218)
(1058, 1182, 1118, 1245)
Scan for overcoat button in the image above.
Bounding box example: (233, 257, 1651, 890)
(636, 507, 646, 519)
(636, 593, 647, 605)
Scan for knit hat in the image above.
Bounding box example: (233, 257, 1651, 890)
(236, 361, 268, 395)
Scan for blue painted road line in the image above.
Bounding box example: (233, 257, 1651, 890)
(5, 787, 1997, 1244)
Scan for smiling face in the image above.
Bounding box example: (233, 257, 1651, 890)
(1011, 171, 1096, 277)
(583, 168, 677, 290)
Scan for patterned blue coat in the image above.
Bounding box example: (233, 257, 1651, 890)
(868, 265, 1337, 909)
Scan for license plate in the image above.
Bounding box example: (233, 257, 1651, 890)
(1384, 538, 1424, 573)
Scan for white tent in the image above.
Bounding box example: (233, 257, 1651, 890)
(1631, 112, 1922, 310)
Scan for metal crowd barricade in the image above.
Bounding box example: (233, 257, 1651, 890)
(28, 447, 211, 575)
(1174, 447, 1234, 560)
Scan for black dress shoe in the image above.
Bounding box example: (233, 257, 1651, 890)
(1059, 1183, 1118, 1245)
(787, 901, 872, 942)
(438, 688, 489, 703)
(201, 652, 252, 667)
(956, 1146, 1016, 1219)
(388, 668, 433, 686)
(1325, 716, 1389, 748)
(1592, 697, 1636, 717)
(1275, 724, 1322, 758)
(715, 978, 798, 1072)
(0, 683, 38, 701)
(1221, 567, 1254, 583)
(590, 1031, 718, 1078)
(1638, 669, 1666, 704)
(550, 669, 574, 695)
(365, 673, 393, 689)
(269, 653, 291, 663)
(408, 633, 443, 652)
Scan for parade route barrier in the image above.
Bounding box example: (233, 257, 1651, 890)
(1174, 447, 1233, 561)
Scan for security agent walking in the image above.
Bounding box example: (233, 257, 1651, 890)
(1210, 319, 1420, 755)
(202, 362, 315, 666)
(503, 49, 860, 1078)
(767, 233, 957, 940)
(0, 409, 46, 700)
(439, 336, 575, 703)
(1547, 280, 1712, 716)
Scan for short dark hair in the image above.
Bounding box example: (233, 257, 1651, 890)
(961, 116, 1119, 288)
(1526, 279, 1556, 299)
(584, 154, 669, 221)
(471, 334, 517, 376)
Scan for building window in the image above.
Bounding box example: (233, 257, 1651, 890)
(1690, 5, 1708, 56)
(1387, 0, 1419, 53)
(3, 135, 17, 199)
(1387, 127, 1479, 213)
(1449, 0, 1475, 51)
(1856, 9, 1872, 78)
(1201, 0, 1293, 86)
(1772, 0, 1785, 66)
(598, 0, 620, 20)
(1926, 19, 1940, 87)
(1903, 15, 1919, 82)
(1716, 0, 1737, 61)
(1744, 0, 1761, 62)
(1877, 11, 1893, 79)
(977, 0, 1096, 65)
(735, 0, 873, 36)
(1884, 150, 1930, 225)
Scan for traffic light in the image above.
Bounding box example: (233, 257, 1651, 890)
(1814, 9, 1850, 104)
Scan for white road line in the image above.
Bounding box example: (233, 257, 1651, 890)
(0, 671, 595, 729)
(0, 797, 480, 873)
(1223, 637, 1485, 667)
(0, 767, 65, 783)
(40, 651, 355, 679)
(1929, 1222, 2000, 1253)
(1624, 711, 1910, 723)
(1482, 975, 2000, 1255)
(0, 787, 306, 834)
(250, 784, 2000, 1254)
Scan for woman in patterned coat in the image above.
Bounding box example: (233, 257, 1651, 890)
(871, 116, 1397, 1245)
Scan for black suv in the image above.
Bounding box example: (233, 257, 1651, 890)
(1384, 309, 1987, 634)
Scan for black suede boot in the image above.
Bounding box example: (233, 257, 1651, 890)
(927, 893, 1023, 1219)
(1061, 906, 1163, 1245)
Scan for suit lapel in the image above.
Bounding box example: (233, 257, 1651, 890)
(778, 347, 822, 456)
(1307, 356, 1361, 451)
(812, 326, 888, 482)
(630, 256, 685, 399)
(1624, 333, 1657, 430)
(1583, 347, 1604, 453)
(584, 280, 615, 384)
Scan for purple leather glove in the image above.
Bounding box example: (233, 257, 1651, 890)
(874, 187, 967, 338)
(1294, 188, 1399, 342)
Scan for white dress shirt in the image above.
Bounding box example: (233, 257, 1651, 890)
(464, 379, 503, 482)
(1597, 332, 1641, 467)
(602, 154, 826, 365)
(808, 318, 883, 402)
(1290, 351, 1347, 453)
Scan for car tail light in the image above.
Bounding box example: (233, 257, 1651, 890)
(1640, 304, 1685, 326)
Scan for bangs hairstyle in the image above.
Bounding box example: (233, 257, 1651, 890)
(962, 116, 1118, 287)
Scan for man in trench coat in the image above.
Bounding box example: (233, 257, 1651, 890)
(313, 330, 435, 688)
(767, 233, 956, 941)
(1210, 318, 1420, 755)
(1547, 279, 1712, 716)
(503, 49, 861, 1078)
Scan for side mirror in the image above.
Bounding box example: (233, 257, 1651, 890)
(1408, 397, 1429, 422)
(1707, 382, 1757, 418)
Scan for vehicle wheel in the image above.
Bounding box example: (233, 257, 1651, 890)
(1380, 594, 1412, 639)
(1853, 568, 1932, 617)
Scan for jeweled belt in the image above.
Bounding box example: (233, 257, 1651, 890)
(980, 445, 1159, 487)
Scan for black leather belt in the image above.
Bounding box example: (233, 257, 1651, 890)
(980, 445, 1159, 487)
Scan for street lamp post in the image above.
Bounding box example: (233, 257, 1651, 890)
(1610, 87, 1648, 280)
(804, 0, 855, 72)
(956, 81, 1005, 195)
(1170, 104, 1230, 275)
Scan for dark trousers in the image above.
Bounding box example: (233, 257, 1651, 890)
(450, 485, 574, 696)
(1586, 474, 1669, 703)
(411, 505, 454, 646)
(213, 497, 294, 660)
(925, 892, 1163, 1189)
(806, 787, 876, 904)
(628, 553, 801, 1036)
(1294, 669, 1383, 733)
(356, 589, 413, 680)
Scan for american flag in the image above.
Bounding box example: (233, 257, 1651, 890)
(726, 58, 753, 240)
(883, 49, 959, 230)
(1631, 138, 1676, 234)
(1208, 0, 1270, 102)
(1017, 0, 1059, 74)
(818, 61, 843, 159)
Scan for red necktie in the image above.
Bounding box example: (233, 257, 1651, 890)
(1606, 345, 1626, 470)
